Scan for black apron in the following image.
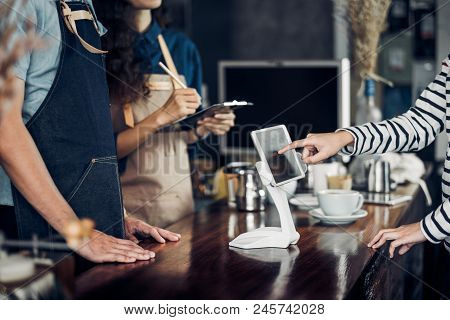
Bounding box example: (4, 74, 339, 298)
(11, 1, 125, 240)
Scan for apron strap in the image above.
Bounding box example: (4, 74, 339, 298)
(60, 0, 107, 54)
(123, 103, 135, 128)
(157, 34, 182, 89)
(122, 34, 183, 128)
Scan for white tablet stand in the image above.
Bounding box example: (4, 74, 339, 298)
(229, 161, 301, 249)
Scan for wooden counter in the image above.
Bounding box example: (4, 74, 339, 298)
(74, 183, 429, 299)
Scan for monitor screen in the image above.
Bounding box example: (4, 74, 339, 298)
(220, 63, 343, 153)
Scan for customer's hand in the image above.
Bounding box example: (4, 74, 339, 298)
(124, 216, 181, 244)
(278, 131, 354, 164)
(196, 111, 235, 137)
(76, 230, 155, 263)
(368, 222, 426, 258)
(157, 88, 201, 126)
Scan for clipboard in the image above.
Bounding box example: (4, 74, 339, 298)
(174, 100, 253, 129)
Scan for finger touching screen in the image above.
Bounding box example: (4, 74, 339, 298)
(251, 125, 306, 186)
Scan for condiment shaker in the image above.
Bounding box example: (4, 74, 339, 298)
(235, 168, 266, 212)
(367, 159, 391, 193)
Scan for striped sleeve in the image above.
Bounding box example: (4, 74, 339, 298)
(421, 199, 450, 244)
(339, 58, 449, 156)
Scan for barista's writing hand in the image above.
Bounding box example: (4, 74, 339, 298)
(278, 131, 354, 164)
(157, 88, 201, 126)
(368, 222, 426, 258)
(76, 230, 155, 263)
(124, 216, 181, 244)
(195, 111, 235, 137)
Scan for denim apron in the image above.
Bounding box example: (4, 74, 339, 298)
(11, 1, 125, 240)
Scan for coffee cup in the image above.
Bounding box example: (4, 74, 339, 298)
(317, 189, 364, 216)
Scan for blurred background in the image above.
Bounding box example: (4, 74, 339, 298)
(156, 0, 445, 162)
(147, 0, 445, 209)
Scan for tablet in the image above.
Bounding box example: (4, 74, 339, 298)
(251, 125, 306, 186)
(175, 100, 253, 129)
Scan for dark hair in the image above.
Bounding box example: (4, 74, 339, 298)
(153, 3, 170, 28)
(93, 0, 148, 105)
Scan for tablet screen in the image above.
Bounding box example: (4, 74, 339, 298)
(252, 126, 305, 185)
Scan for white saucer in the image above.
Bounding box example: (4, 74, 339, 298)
(289, 194, 319, 210)
(308, 208, 368, 225)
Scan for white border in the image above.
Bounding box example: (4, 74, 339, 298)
(0, 300, 446, 319)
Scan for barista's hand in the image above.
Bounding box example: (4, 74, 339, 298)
(157, 88, 201, 126)
(124, 216, 181, 244)
(76, 230, 155, 263)
(368, 222, 426, 258)
(196, 111, 235, 137)
(278, 131, 354, 164)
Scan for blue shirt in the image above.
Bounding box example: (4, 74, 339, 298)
(0, 0, 105, 206)
(133, 20, 203, 95)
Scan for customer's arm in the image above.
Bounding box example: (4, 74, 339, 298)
(420, 199, 450, 247)
(340, 58, 447, 156)
(279, 57, 449, 163)
(0, 77, 154, 263)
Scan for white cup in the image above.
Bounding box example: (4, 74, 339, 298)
(317, 189, 364, 216)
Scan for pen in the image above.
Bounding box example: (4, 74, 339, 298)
(158, 61, 187, 89)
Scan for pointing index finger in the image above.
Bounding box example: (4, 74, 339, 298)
(278, 140, 305, 154)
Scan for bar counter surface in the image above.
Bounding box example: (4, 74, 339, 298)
(74, 183, 428, 299)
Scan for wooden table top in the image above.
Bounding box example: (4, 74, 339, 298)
(75, 184, 423, 300)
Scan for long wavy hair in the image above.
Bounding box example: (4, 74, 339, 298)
(93, 0, 148, 106)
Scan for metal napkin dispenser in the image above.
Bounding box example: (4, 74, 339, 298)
(367, 159, 391, 193)
(235, 167, 266, 212)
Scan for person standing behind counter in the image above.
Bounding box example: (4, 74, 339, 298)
(0, 0, 179, 262)
(95, 0, 235, 228)
(279, 56, 450, 258)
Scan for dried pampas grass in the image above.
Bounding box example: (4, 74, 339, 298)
(0, 0, 41, 118)
(346, 0, 392, 76)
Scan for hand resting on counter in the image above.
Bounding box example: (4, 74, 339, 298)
(74, 217, 180, 264)
(124, 216, 181, 244)
(368, 222, 426, 258)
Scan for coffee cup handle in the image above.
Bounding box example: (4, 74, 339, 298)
(355, 193, 364, 212)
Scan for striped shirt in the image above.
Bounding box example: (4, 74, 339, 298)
(340, 56, 450, 253)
